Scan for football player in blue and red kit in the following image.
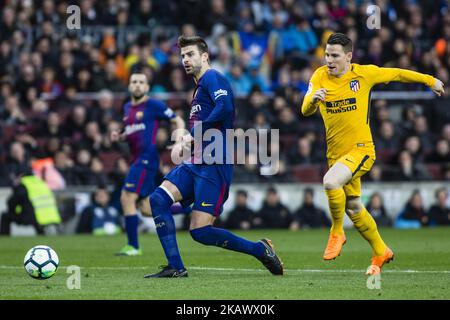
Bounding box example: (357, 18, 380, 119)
(111, 72, 187, 256)
(144, 36, 284, 277)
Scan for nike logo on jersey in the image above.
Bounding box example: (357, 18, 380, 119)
(201, 202, 213, 207)
(125, 183, 135, 188)
(345, 158, 354, 164)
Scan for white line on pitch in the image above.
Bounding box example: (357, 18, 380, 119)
(1, 265, 450, 274)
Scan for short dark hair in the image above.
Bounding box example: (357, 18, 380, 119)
(236, 190, 248, 197)
(327, 33, 353, 53)
(177, 35, 209, 54)
(267, 186, 277, 195)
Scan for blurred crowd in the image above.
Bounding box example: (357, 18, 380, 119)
(1, 0, 450, 188)
(210, 185, 450, 231)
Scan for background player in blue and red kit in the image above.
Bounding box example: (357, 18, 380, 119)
(111, 72, 187, 256)
(144, 36, 284, 278)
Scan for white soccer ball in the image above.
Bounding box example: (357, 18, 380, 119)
(23, 245, 59, 279)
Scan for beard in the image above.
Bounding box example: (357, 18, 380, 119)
(186, 64, 202, 77)
(132, 92, 145, 100)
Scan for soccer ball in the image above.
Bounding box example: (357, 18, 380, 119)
(23, 245, 59, 279)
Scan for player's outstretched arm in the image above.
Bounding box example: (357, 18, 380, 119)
(366, 65, 444, 95)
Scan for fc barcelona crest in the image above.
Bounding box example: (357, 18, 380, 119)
(350, 79, 360, 92)
(136, 111, 144, 120)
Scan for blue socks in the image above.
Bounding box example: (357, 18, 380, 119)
(125, 215, 139, 249)
(150, 188, 185, 270)
(190, 225, 265, 257)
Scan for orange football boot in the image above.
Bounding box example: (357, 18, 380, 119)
(323, 233, 347, 260)
(366, 247, 394, 275)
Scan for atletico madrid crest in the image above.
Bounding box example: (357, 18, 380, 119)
(350, 79, 360, 92)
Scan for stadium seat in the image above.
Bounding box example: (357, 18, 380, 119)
(98, 151, 123, 173)
(377, 149, 395, 163)
(426, 164, 443, 180)
(291, 164, 322, 182)
(1, 125, 16, 143)
(279, 134, 298, 152)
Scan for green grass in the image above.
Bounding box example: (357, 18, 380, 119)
(1, 228, 449, 299)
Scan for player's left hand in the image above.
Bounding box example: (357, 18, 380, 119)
(432, 78, 445, 96)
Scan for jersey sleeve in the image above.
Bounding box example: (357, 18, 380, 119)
(191, 71, 234, 136)
(151, 99, 176, 120)
(363, 64, 435, 88)
(301, 69, 322, 116)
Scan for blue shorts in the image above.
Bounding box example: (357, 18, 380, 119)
(164, 163, 232, 216)
(123, 164, 157, 198)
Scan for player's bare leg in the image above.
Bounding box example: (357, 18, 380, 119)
(116, 190, 143, 256)
(189, 211, 283, 275)
(138, 197, 152, 217)
(322, 162, 351, 260)
(345, 196, 394, 275)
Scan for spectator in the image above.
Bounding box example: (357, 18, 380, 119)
(225, 62, 251, 96)
(254, 186, 292, 229)
(0, 166, 61, 235)
(37, 111, 65, 139)
(76, 186, 121, 235)
(87, 89, 120, 131)
(403, 135, 424, 164)
(0, 95, 26, 125)
(365, 192, 392, 227)
(72, 149, 94, 185)
(79, 121, 104, 153)
(276, 107, 301, 136)
(290, 188, 330, 230)
(88, 156, 110, 186)
(427, 187, 450, 226)
(426, 139, 450, 164)
(394, 190, 429, 229)
(374, 120, 400, 161)
(65, 104, 88, 141)
(393, 150, 431, 181)
(15, 64, 39, 104)
(3, 141, 30, 184)
(413, 115, 435, 155)
(224, 190, 255, 230)
(287, 137, 314, 165)
(40, 67, 63, 97)
(53, 150, 76, 185)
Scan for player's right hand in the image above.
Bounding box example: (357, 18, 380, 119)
(312, 88, 327, 103)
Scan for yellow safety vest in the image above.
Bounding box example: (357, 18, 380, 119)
(21, 176, 61, 226)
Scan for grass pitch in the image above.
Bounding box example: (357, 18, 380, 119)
(0, 228, 449, 300)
